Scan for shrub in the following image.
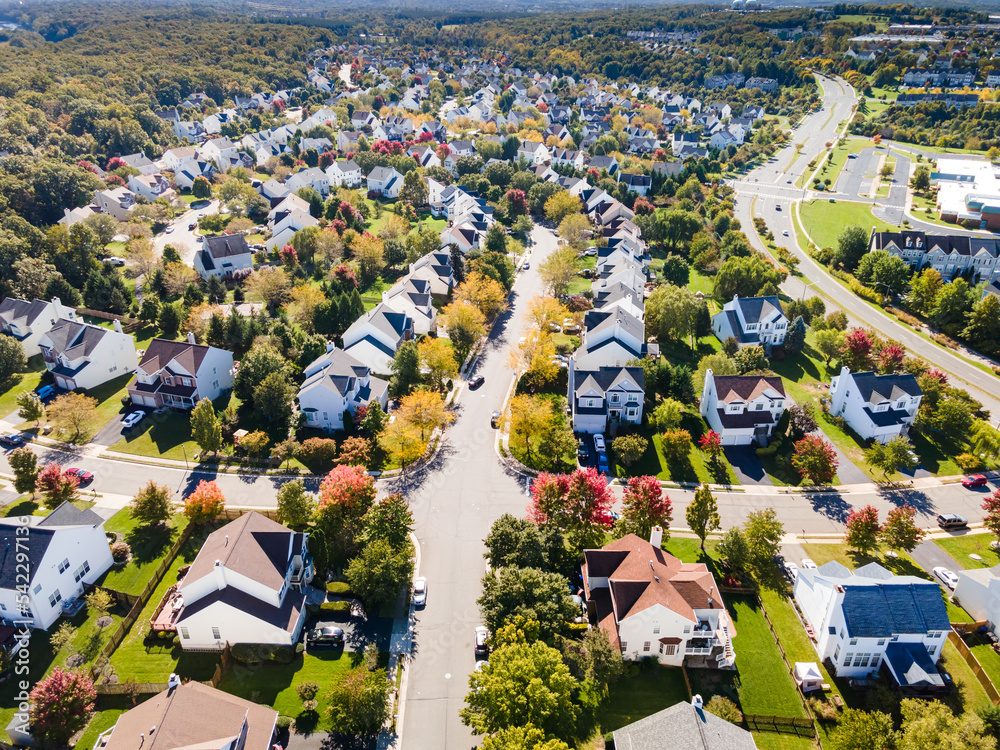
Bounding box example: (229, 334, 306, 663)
(808, 696, 840, 723)
(848, 277, 880, 303)
(931, 333, 959, 349)
(956, 452, 984, 471)
(230, 643, 298, 664)
(705, 695, 742, 724)
(110, 541, 131, 562)
(276, 717, 293, 730)
(320, 600, 352, 613)
(326, 581, 353, 596)
(888, 307, 920, 327)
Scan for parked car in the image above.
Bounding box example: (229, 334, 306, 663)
(933, 567, 959, 590)
(101, 256, 125, 267)
(593, 434, 606, 452)
(577, 439, 589, 461)
(469, 375, 485, 389)
(522, 262, 530, 270)
(122, 411, 146, 429)
(490, 410, 501, 429)
(597, 453, 609, 474)
(801, 558, 818, 570)
(308, 626, 345, 647)
(65, 468, 94, 484)
(36, 385, 55, 400)
(474, 626, 489, 659)
(413, 577, 427, 607)
(0, 433, 23, 447)
(784, 561, 799, 582)
(962, 474, 988, 489)
(937, 513, 969, 530)
(188, 222, 197, 230)
(164, 225, 174, 234)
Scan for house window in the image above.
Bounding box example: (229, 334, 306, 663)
(33, 584, 41, 595)
(684, 625, 691, 634)
(610, 394, 620, 404)
(834, 643, 841, 662)
(58, 558, 70, 574)
(664, 644, 676, 655)
(754, 403, 764, 411)
(74, 561, 91, 583)
(212, 627, 222, 640)
(877, 638, 886, 646)
(180, 627, 190, 639)
(620, 641, 628, 652)
(850, 638, 858, 646)
(747, 324, 757, 331)
(659, 643, 665, 654)
(643, 641, 651, 652)
(48, 590, 62, 607)
(843, 652, 853, 666)
(626, 408, 638, 418)
(653, 625, 660, 634)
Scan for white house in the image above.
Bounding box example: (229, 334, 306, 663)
(174, 159, 216, 191)
(39, 318, 138, 392)
(199, 137, 240, 172)
(408, 250, 454, 296)
(828, 367, 922, 444)
(57, 205, 97, 228)
(326, 159, 362, 189)
(583, 529, 735, 668)
(97, 682, 277, 750)
(285, 167, 330, 198)
(568, 362, 644, 434)
(119, 153, 158, 175)
(367, 166, 404, 199)
(297, 344, 390, 432)
(382, 278, 437, 335)
(794, 560, 950, 692)
(0, 297, 75, 357)
(700, 371, 787, 446)
(516, 141, 549, 166)
(613, 701, 757, 750)
(94, 187, 136, 221)
(592, 282, 645, 319)
(159, 146, 197, 172)
(955, 566, 1000, 634)
(194, 234, 254, 280)
(160, 512, 313, 650)
(127, 173, 175, 202)
(0, 503, 114, 630)
(712, 295, 788, 349)
(343, 303, 415, 375)
(128, 334, 234, 409)
(574, 308, 645, 370)
(266, 208, 318, 251)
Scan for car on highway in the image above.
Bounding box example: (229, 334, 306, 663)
(307, 626, 344, 648)
(937, 513, 969, 530)
(65, 468, 94, 484)
(474, 626, 490, 659)
(36, 385, 56, 400)
(413, 577, 427, 607)
(491, 410, 501, 428)
(933, 567, 959, 590)
(782, 230, 789, 236)
(801, 558, 818, 570)
(469, 375, 485, 389)
(597, 453, 609, 474)
(122, 411, 146, 430)
(593, 434, 606, 452)
(784, 561, 799, 582)
(962, 474, 988, 489)
(775, 204, 782, 211)
(0, 433, 24, 447)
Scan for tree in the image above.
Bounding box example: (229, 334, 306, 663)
(316, 464, 378, 560)
(49, 622, 77, 654)
(866, 436, 917, 479)
(647, 284, 701, 343)
(15, 391, 44, 426)
(881, 504, 926, 554)
(651, 399, 685, 431)
(785, 315, 807, 354)
(965, 293, 1000, 355)
(509, 394, 556, 460)
(239, 430, 270, 458)
(544, 191, 582, 224)
(483, 514, 565, 571)
(379, 418, 426, 469)
(743, 509, 784, 576)
(248, 266, 292, 313)
(898, 697, 995, 750)
(908, 267, 943, 315)
(792, 436, 838, 485)
(337, 436, 371, 467)
(85, 588, 113, 622)
(815, 328, 845, 365)
(190, 398, 222, 456)
(525, 296, 568, 334)
(36, 463, 79, 508)
(129, 480, 172, 526)
(661, 208, 702, 251)
(788, 403, 818, 438)
(29, 668, 96, 745)
(9, 447, 38, 495)
(557, 213, 591, 250)
(462, 640, 580, 741)
(687, 484, 720, 550)
(933, 278, 976, 334)
(400, 169, 428, 206)
(191, 176, 212, 199)
(362, 493, 413, 549)
(483, 223, 508, 255)
(345, 537, 412, 611)
(845, 505, 881, 557)
(713, 254, 784, 300)
(418, 337, 458, 392)
(389, 340, 422, 398)
(527, 468, 613, 551)
(276, 480, 315, 528)
(478, 566, 578, 646)
(620, 475, 671, 541)
(0, 335, 26, 382)
(692, 352, 737, 393)
(456, 272, 509, 319)
(538, 246, 577, 295)
(717, 527, 752, 577)
(830, 708, 895, 750)
(612, 434, 648, 468)
(659, 428, 692, 463)
(834, 225, 869, 270)
(508, 333, 559, 387)
(733, 345, 768, 374)
(983, 490, 1000, 543)
(856, 250, 911, 297)
(326, 666, 391, 735)
(252, 370, 295, 426)
(47, 392, 99, 440)
(183, 480, 225, 524)
(396, 390, 453, 441)
(234, 343, 289, 402)
(442, 301, 487, 364)
(911, 165, 931, 191)
(353, 233, 386, 284)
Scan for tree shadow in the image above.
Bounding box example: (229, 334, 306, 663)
(875, 486, 935, 515)
(804, 490, 853, 523)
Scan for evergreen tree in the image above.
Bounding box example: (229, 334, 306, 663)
(784, 315, 807, 354)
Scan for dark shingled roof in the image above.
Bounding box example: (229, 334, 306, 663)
(884, 641, 945, 688)
(841, 581, 950, 638)
(612, 702, 758, 750)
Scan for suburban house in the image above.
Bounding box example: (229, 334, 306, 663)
(193, 234, 254, 280)
(574, 308, 645, 369)
(174, 159, 216, 191)
(382, 278, 437, 335)
(567, 361, 644, 434)
(869, 229, 1000, 282)
(583, 529, 736, 668)
(38, 318, 138, 391)
(285, 166, 330, 198)
(199, 136, 240, 172)
(94, 187, 136, 221)
(593, 282, 645, 319)
(265, 207, 318, 251)
(157, 512, 313, 650)
(408, 250, 454, 296)
(0, 503, 114, 630)
(612, 700, 757, 750)
(828, 367, 922, 443)
(297, 344, 390, 432)
(343, 302, 415, 375)
(127, 173, 175, 202)
(367, 166, 404, 199)
(326, 159, 362, 188)
(0, 296, 75, 357)
(128, 334, 234, 409)
(700, 371, 787, 446)
(712, 295, 788, 350)
(955, 566, 1000, 634)
(794, 560, 950, 692)
(96, 682, 278, 750)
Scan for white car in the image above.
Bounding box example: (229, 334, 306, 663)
(164, 225, 174, 234)
(801, 558, 818, 570)
(413, 577, 427, 607)
(933, 567, 959, 590)
(593, 434, 606, 452)
(782, 230, 789, 236)
(784, 561, 799, 581)
(122, 411, 145, 429)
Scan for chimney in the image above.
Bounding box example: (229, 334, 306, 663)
(187, 331, 196, 344)
(326, 340, 335, 353)
(692, 694, 704, 710)
(214, 559, 226, 590)
(113, 319, 123, 334)
(649, 525, 663, 549)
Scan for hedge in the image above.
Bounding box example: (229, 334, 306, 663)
(326, 581, 353, 596)
(320, 600, 352, 613)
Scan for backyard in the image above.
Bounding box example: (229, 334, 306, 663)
(101, 509, 191, 596)
(592, 664, 689, 736)
(0, 356, 45, 419)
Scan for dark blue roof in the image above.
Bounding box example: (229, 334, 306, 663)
(842, 582, 950, 638)
(884, 641, 944, 688)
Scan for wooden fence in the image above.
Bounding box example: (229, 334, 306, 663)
(74, 306, 142, 332)
(96, 681, 168, 696)
(744, 714, 816, 737)
(948, 629, 1000, 705)
(215, 507, 280, 522)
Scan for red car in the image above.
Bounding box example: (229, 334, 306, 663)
(65, 468, 94, 484)
(962, 474, 988, 489)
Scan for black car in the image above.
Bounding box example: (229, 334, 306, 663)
(491, 410, 501, 428)
(469, 375, 485, 389)
(577, 439, 589, 461)
(308, 626, 345, 647)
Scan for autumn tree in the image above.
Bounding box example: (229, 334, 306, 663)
(840, 328, 874, 372)
(190, 398, 222, 456)
(538, 246, 578, 295)
(47, 392, 99, 441)
(544, 191, 582, 224)
(791, 436, 838, 485)
(183, 480, 225, 524)
(129, 480, 172, 526)
(29, 668, 96, 745)
(845, 505, 881, 557)
(880, 505, 925, 554)
(9, 447, 39, 495)
(508, 333, 558, 387)
(396, 390, 453, 441)
(353, 233, 386, 284)
(509, 394, 556, 461)
(620, 475, 672, 540)
(687, 484, 720, 550)
(247, 266, 292, 313)
(378, 419, 426, 470)
(456, 271, 509, 319)
(983, 490, 1000, 543)
(442, 300, 486, 364)
(418, 337, 458, 392)
(612, 434, 648, 468)
(317, 464, 377, 563)
(36, 463, 79, 508)
(525, 296, 568, 334)
(528, 469, 613, 551)
(651, 399, 685, 431)
(337, 436, 371, 467)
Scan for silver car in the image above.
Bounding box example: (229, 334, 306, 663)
(413, 577, 427, 607)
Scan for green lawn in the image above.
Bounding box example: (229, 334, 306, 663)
(759, 587, 839, 698)
(808, 137, 873, 191)
(968, 634, 1000, 693)
(86, 374, 135, 432)
(935, 533, 1000, 570)
(110, 410, 196, 461)
(942, 638, 994, 713)
(0, 356, 45, 418)
(752, 733, 819, 750)
(74, 709, 126, 749)
(799, 199, 896, 252)
(594, 664, 690, 735)
(108, 523, 221, 683)
(101, 510, 191, 596)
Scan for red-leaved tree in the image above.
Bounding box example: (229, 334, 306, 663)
(845, 505, 881, 557)
(504, 189, 528, 218)
(317, 464, 377, 563)
(183, 480, 226, 524)
(528, 468, 612, 551)
(983, 490, 1000, 542)
(840, 328, 874, 372)
(699, 431, 723, 461)
(791, 436, 839, 486)
(881, 504, 925, 554)
(876, 344, 905, 374)
(29, 667, 96, 744)
(35, 463, 79, 509)
(621, 475, 672, 541)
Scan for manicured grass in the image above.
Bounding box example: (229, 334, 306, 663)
(942, 638, 993, 712)
(110, 410, 196, 461)
(101, 510, 191, 596)
(759, 587, 839, 698)
(799, 199, 896, 252)
(969, 637, 1000, 692)
(935, 533, 1000, 569)
(108, 523, 221, 683)
(594, 664, 689, 734)
(810, 137, 873, 191)
(0, 356, 45, 418)
(752, 733, 819, 750)
(86, 374, 135, 432)
(74, 709, 126, 750)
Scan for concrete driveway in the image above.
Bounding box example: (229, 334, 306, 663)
(724, 446, 772, 486)
(910, 538, 964, 577)
(305, 612, 393, 655)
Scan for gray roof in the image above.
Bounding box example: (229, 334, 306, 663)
(612, 702, 757, 750)
(0, 502, 104, 589)
(574, 366, 644, 397)
(345, 303, 412, 342)
(0, 298, 55, 327)
(849, 371, 922, 405)
(203, 234, 251, 260)
(734, 295, 784, 325)
(885, 641, 945, 688)
(43, 319, 110, 359)
(300, 347, 371, 397)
